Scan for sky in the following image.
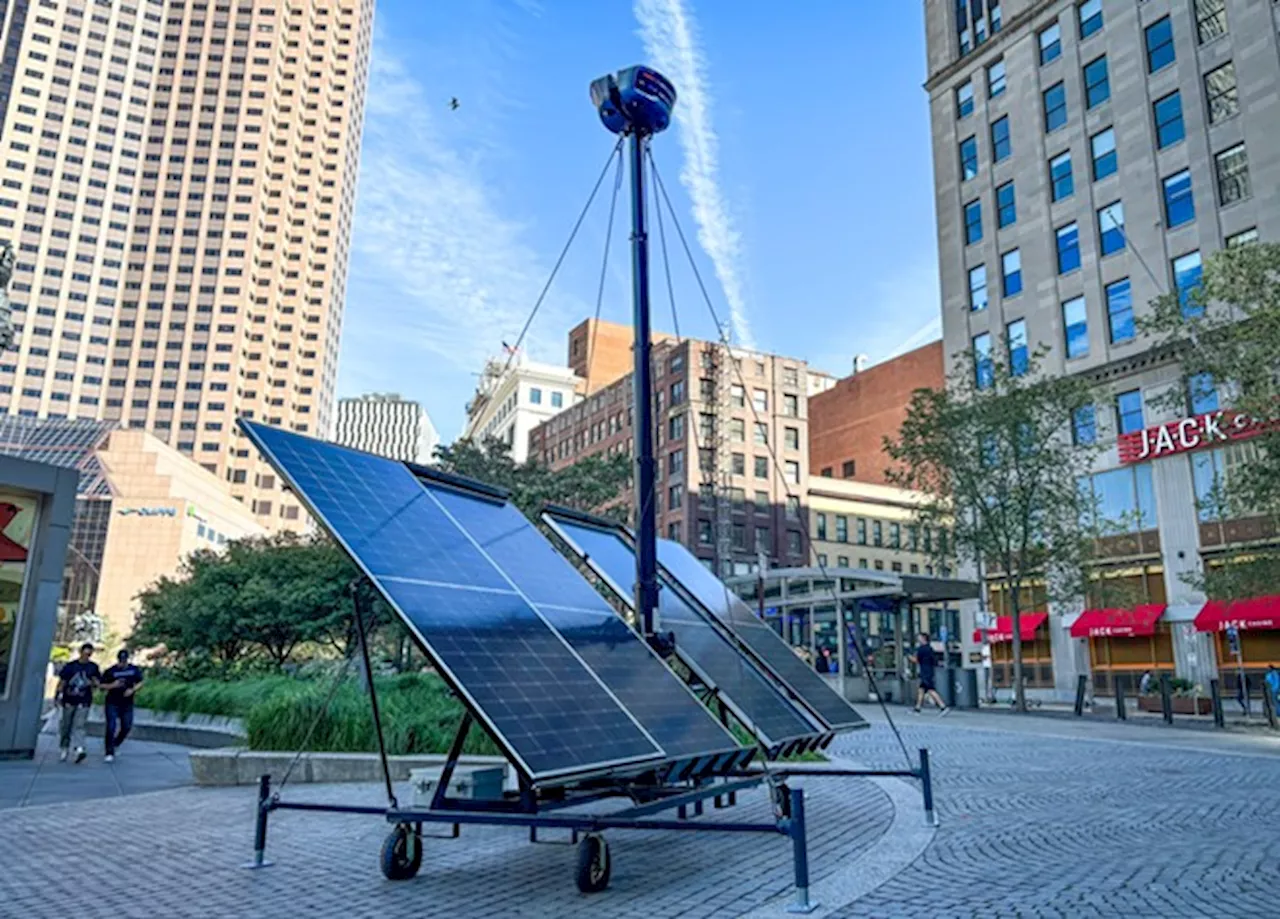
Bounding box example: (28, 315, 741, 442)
(337, 0, 940, 441)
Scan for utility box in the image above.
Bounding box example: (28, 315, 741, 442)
(409, 766, 505, 806)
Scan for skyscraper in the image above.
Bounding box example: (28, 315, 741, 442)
(926, 0, 1280, 701)
(0, 0, 375, 529)
(335, 392, 438, 464)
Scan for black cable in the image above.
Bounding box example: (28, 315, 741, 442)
(585, 145, 626, 396)
(649, 153, 917, 770)
(652, 153, 681, 343)
(472, 137, 625, 422)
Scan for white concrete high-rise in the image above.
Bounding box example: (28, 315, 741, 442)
(335, 392, 438, 464)
(0, 0, 376, 530)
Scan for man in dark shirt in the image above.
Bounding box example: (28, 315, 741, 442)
(56, 643, 101, 763)
(912, 632, 950, 716)
(101, 648, 144, 762)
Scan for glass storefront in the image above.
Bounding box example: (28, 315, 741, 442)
(0, 490, 38, 698)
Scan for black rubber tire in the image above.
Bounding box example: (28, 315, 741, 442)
(574, 833, 611, 893)
(380, 823, 422, 881)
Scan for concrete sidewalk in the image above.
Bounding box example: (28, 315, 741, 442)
(0, 731, 193, 809)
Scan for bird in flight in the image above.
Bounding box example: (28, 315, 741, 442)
(449, 97, 460, 111)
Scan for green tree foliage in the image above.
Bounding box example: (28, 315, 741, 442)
(433, 435, 633, 522)
(886, 349, 1101, 711)
(130, 532, 391, 669)
(1144, 242, 1280, 600)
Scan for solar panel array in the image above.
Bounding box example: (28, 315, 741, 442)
(241, 422, 748, 785)
(656, 539, 868, 732)
(545, 514, 826, 755)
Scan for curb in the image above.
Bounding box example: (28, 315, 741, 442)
(188, 748, 511, 787)
(40, 706, 246, 749)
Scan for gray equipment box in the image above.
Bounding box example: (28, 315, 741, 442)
(409, 766, 506, 806)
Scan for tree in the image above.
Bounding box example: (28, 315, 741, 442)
(1144, 242, 1280, 600)
(885, 348, 1102, 712)
(433, 436, 633, 522)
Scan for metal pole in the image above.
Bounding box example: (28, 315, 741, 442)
(353, 584, 398, 808)
(1073, 673, 1087, 717)
(1115, 683, 1127, 720)
(919, 747, 937, 827)
(785, 787, 816, 914)
(1209, 677, 1224, 728)
(1159, 672, 1174, 725)
(243, 773, 275, 869)
(629, 128, 659, 638)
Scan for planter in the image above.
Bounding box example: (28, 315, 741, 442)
(1136, 695, 1212, 716)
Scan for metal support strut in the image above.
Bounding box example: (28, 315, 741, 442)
(786, 787, 816, 914)
(352, 583, 398, 809)
(243, 773, 275, 869)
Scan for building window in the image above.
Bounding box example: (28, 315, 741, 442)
(1083, 56, 1109, 108)
(784, 427, 799, 450)
(1007, 319, 1028, 377)
(787, 531, 802, 556)
(1115, 389, 1144, 435)
(756, 527, 771, 552)
(842, 460, 855, 478)
(1062, 296, 1089, 359)
(754, 422, 768, 445)
(1090, 128, 1116, 180)
(991, 116, 1011, 162)
(784, 460, 800, 485)
(732, 452, 746, 476)
(973, 332, 994, 390)
(1226, 228, 1258, 248)
(836, 515, 848, 543)
(1194, 0, 1228, 45)
(1049, 151, 1073, 201)
(1153, 92, 1184, 148)
(668, 483, 684, 510)
(1162, 170, 1194, 228)
(529, 387, 542, 404)
(698, 519, 713, 544)
(550, 391, 563, 408)
(669, 414, 686, 440)
(1173, 251, 1204, 318)
(1078, 0, 1103, 39)
(856, 517, 867, 545)
(816, 512, 827, 540)
(1105, 278, 1134, 344)
(1083, 465, 1157, 532)
(1193, 444, 1256, 522)
(1214, 144, 1250, 206)
(1204, 62, 1238, 124)
(1188, 372, 1219, 415)
(839, 556, 850, 569)
(730, 418, 745, 441)
(889, 522, 902, 549)
(996, 181, 1016, 228)
(1145, 17, 1175, 74)
(782, 394, 798, 417)
(956, 80, 974, 119)
(1056, 222, 1080, 274)
(671, 380, 686, 404)
(1072, 404, 1097, 445)
(1039, 23, 1061, 65)
(1098, 202, 1125, 256)
(754, 456, 768, 479)
(969, 264, 988, 312)
(872, 520, 883, 547)
(1001, 249, 1022, 297)
(987, 59, 1006, 98)
(1043, 82, 1067, 132)
(964, 199, 982, 245)
(959, 135, 978, 181)
(752, 389, 768, 412)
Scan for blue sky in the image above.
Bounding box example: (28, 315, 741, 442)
(338, 0, 939, 440)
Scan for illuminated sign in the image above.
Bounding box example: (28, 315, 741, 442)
(1117, 410, 1263, 464)
(116, 506, 178, 517)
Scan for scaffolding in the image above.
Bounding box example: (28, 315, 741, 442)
(702, 326, 736, 579)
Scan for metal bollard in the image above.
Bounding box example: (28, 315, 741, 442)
(1159, 673, 1174, 725)
(1115, 684, 1127, 721)
(785, 787, 817, 914)
(919, 747, 937, 827)
(243, 774, 275, 869)
(1073, 674, 1088, 717)
(1210, 678, 1225, 728)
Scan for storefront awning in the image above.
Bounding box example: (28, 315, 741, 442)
(973, 612, 1048, 644)
(1070, 604, 1165, 639)
(1194, 595, 1280, 633)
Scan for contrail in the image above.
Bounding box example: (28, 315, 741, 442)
(634, 0, 754, 349)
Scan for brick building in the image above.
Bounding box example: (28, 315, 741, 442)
(808, 342, 945, 486)
(530, 330, 816, 575)
(566, 317, 676, 395)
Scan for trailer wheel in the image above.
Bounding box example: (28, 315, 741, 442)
(380, 822, 422, 881)
(574, 833, 611, 893)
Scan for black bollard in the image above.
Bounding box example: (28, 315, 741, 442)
(1073, 674, 1088, 717)
(1115, 683, 1127, 721)
(1210, 678, 1225, 728)
(1159, 673, 1174, 725)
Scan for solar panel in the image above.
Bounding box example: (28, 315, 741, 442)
(656, 539, 868, 732)
(240, 422, 667, 784)
(544, 513, 829, 755)
(419, 481, 747, 766)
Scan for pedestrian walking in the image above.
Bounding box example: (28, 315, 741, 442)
(100, 648, 143, 762)
(1139, 670, 1153, 696)
(911, 632, 949, 716)
(56, 643, 100, 763)
(1236, 675, 1249, 715)
(1265, 665, 1280, 712)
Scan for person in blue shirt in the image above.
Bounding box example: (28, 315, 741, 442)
(100, 648, 144, 762)
(56, 643, 100, 763)
(1265, 665, 1280, 714)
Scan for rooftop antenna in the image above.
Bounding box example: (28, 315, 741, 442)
(590, 66, 676, 639)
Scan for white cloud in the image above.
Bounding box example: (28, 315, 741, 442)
(634, 0, 754, 350)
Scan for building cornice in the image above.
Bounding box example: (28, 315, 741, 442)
(924, 0, 1062, 93)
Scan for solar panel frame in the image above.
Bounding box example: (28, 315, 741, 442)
(240, 421, 671, 786)
(543, 511, 831, 756)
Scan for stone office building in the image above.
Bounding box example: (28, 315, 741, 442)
(925, 0, 1280, 700)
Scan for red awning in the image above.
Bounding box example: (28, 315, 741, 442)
(1070, 604, 1166, 639)
(1194, 595, 1280, 633)
(973, 612, 1048, 644)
